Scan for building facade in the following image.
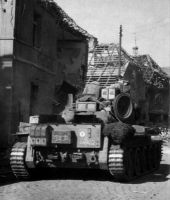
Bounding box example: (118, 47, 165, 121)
(0, 0, 94, 148)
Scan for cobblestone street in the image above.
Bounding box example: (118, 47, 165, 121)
(0, 144, 170, 200)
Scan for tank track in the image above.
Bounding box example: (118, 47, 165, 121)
(10, 142, 30, 179)
(108, 145, 124, 178)
(108, 141, 162, 181)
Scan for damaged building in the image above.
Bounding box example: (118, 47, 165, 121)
(134, 55, 169, 125)
(86, 43, 169, 126)
(0, 0, 95, 148)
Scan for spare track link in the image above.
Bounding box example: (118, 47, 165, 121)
(10, 142, 30, 179)
(108, 141, 162, 181)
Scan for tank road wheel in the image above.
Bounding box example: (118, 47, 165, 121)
(146, 146, 152, 171)
(108, 145, 124, 179)
(134, 148, 142, 176)
(10, 142, 30, 179)
(141, 147, 147, 173)
(154, 142, 162, 169)
(150, 145, 157, 169)
(124, 148, 134, 180)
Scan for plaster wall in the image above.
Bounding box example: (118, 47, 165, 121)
(0, 0, 89, 147)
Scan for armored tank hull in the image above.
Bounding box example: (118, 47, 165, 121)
(10, 121, 162, 182)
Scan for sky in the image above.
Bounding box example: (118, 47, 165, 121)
(55, 0, 170, 67)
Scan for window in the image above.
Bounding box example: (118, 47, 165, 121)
(33, 12, 41, 48)
(154, 93, 163, 106)
(29, 82, 39, 115)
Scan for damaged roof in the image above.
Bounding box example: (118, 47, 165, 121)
(134, 55, 169, 88)
(87, 43, 169, 88)
(38, 0, 96, 40)
(162, 67, 170, 78)
(86, 43, 135, 86)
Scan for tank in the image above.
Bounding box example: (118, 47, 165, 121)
(10, 82, 162, 181)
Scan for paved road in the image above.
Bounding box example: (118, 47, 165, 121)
(0, 145, 170, 200)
